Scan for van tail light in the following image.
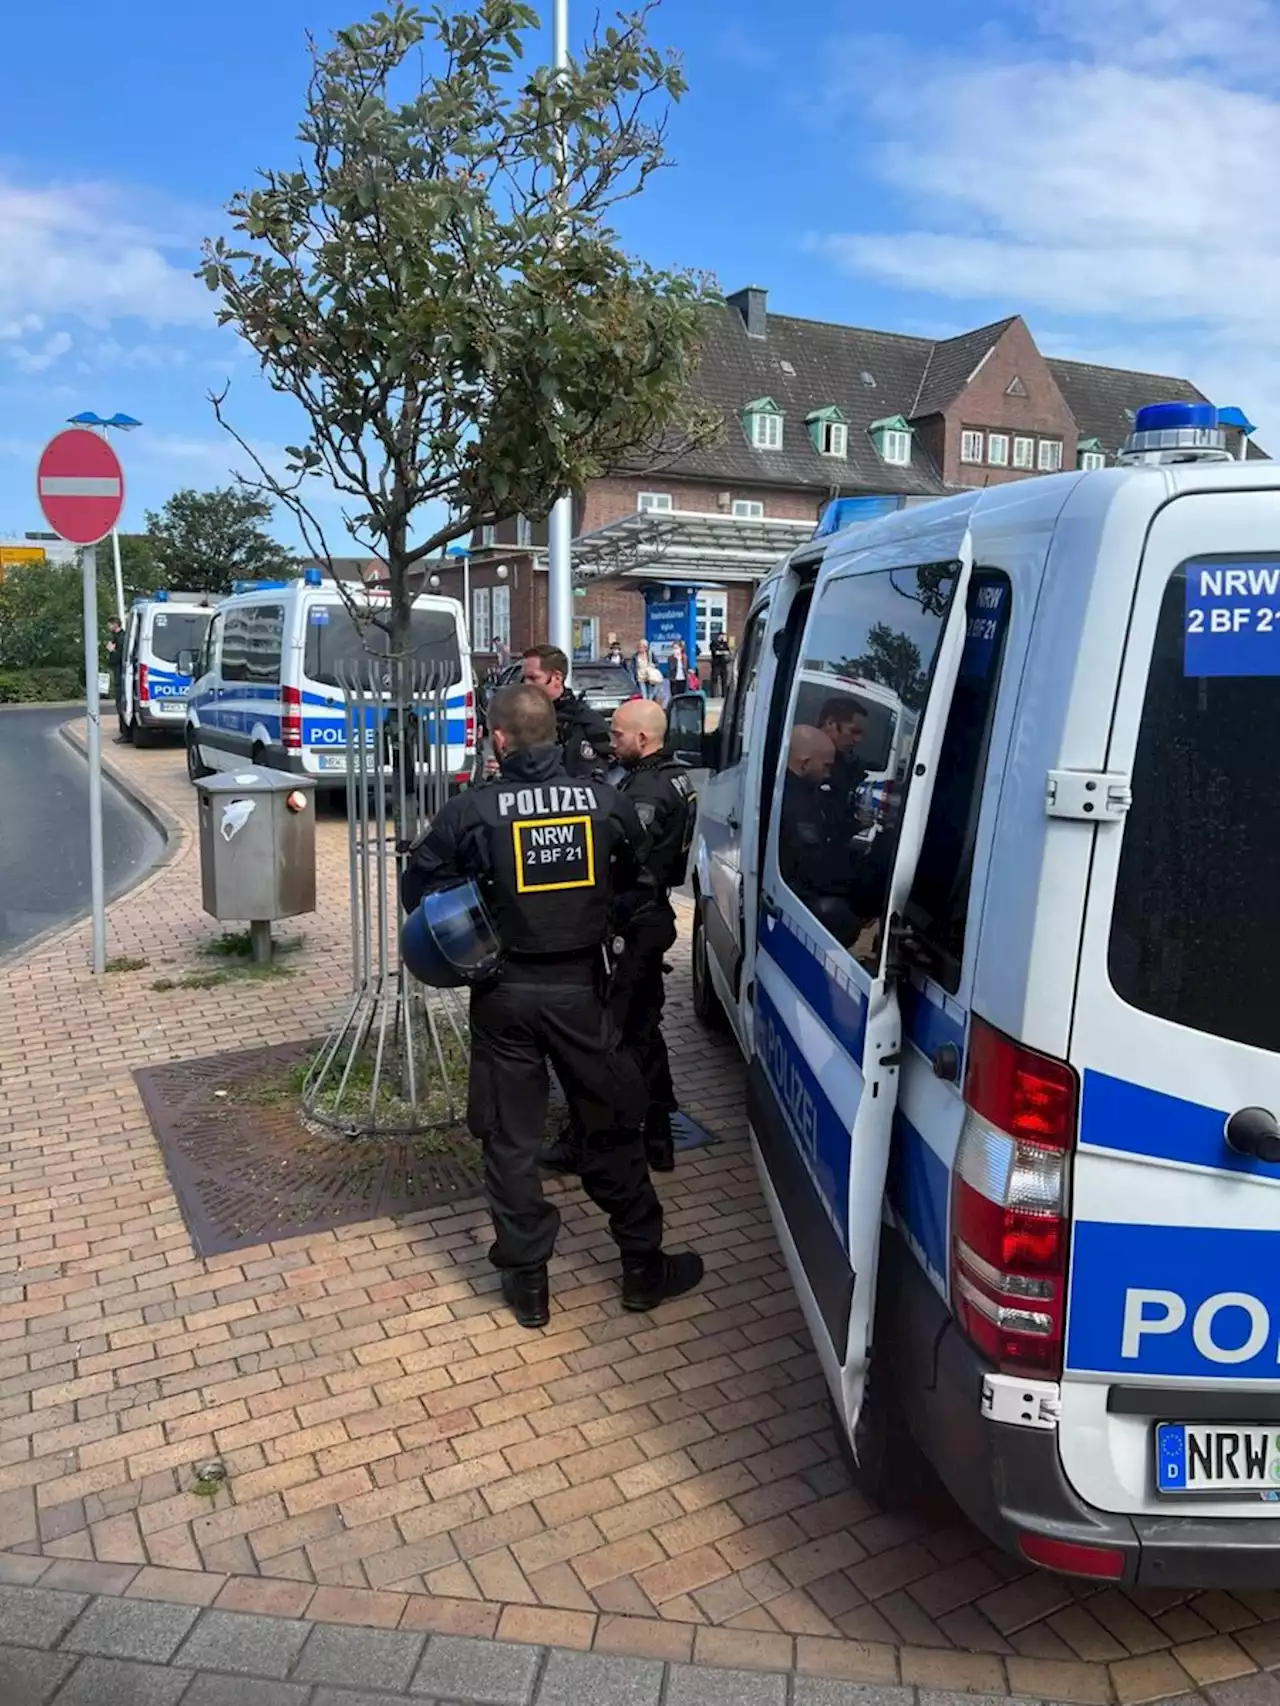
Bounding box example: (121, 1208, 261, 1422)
(464, 689, 475, 755)
(281, 684, 302, 751)
(1018, 1533, 1125, 1580)
(950, 1016, 1078, 1376)
(138, 664, 149, 704)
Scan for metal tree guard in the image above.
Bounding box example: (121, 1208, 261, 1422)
(302, 660, 472, 1138)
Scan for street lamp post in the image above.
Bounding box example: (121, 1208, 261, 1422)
(546, 0, 574, 668)
(68, 412, 141, 626)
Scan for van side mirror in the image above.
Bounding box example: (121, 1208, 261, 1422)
(668, 691, 717, 771)
(177, 649, 198, 676)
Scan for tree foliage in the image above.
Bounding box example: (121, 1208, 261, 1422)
(0, 562, 87, 673)
(839, 625, 928, 711)
(200, 0, 718, 650)
(143, 488, 296, 594)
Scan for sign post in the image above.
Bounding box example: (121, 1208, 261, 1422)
(36, 428, 126, 976)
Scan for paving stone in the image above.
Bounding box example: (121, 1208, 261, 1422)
(535, 1646, 664, 1706)
(1208, 1679, 1280, 1706)
(664, 1660, 788, 1706)
(411, 1633, 542, 1704)
(792, 1686, 915, 1706)
(294, 1623, 426, 1692)
(49, 1655, 193, 1706)
(0, 1588, 89, 1652)
(60, 1597, 199, 1664)
(180, 1677, 312, 1706)
(312, 1693, 412, 1706)
(174, 1609, 311, 1679)
(0, 1644, 76, 1705)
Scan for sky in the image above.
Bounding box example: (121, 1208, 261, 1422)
(2, 0, 1278, 547)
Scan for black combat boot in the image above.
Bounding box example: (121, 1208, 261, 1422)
(621, 1249, 705, 1313)
(644, 1107, 675, 1173)
(501, 1265, 550, 1329)
(539, 1120, 583, 1176)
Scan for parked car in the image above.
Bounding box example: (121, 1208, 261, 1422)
(476, 658, 640, 732)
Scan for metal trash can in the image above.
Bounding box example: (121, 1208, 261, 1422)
(195, 767, 317, 957)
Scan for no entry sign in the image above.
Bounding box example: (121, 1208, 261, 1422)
(36, 429, 125, 545)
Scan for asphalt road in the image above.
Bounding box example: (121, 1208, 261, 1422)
(0, 706, 165, 959)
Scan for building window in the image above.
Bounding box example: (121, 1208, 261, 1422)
(751, 411, 783, 451)
(881, 430, 912, 466)
(491, 584, 511, 651)
(1012, 436, 1035, 470)
(960, 430, 984, 464)
(732, 499, 764, 519)
(1079, 451, 1106, 472)
(1038, 439, 1063, 472)
(472, 587, 491, 651)
(480, 524, 495, 547)
(637, 492, 673, 513)
(987, 433, 1009, 467)
(695, 590, 729, 659)
(572, 616, 598, 662)
(515, 514, 532, 546)
(807, 408, 848, 459)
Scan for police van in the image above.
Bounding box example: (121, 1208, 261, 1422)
(674, 402, 1280, 1586)
(184, 570, 474, 789)
(118, 590, 219, 746)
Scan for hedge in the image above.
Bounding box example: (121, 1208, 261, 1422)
(0, 669, 83, 704)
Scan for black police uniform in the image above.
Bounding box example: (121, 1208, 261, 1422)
(553, 687, 612, 780)
(401, 742, 665, 1290)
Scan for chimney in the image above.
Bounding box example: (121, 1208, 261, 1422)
(727, 286, 767, 340)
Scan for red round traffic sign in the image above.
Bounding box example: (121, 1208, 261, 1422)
(36, 429, 125, 545)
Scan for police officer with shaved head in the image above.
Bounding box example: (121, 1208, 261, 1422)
(542, 697, 695, 1176)
(401, 683, 704, 1329)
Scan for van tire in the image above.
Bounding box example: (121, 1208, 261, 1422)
(691, 901, 728, 1032)
(830, 1365, 931, 1512)
(131, 715, 153, 750)
(186, 735, 212, 783)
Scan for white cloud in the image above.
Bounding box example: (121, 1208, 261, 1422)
(817, 0, 1280, 436)
(8, 331, 72, 374)
(0, 177, 209, 332)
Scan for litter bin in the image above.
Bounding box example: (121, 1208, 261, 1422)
(195, 766, 317, 961)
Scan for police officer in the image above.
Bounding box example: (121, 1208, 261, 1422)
(401, 682, 704, 1329)
(521, 645, 612, 780)
(542, 699, 694, 1175)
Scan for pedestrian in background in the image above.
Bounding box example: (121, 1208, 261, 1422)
(634, 641, 662, 700)
(666, 639, 688, 697)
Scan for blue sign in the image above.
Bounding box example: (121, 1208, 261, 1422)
(644, 588, 694, 664)
(1067, 1220, 1280, 1378)
(1184, 558, 1280, 677)
(960, 580, 1008, 681)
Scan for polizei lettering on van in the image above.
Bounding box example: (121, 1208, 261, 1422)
(497, 785, 598, 818)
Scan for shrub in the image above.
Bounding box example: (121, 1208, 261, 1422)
(0, 668, 82, 703)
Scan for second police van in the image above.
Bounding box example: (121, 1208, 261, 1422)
(674, 402, 1280, 1586)
(118, 590, 219, 746)
(184, 569, 475, 789)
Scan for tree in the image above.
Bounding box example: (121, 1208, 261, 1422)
(0, 562, 84, 672)
(199, 0, 717, 663)
(840, 625, 928, 711)
(108, 533, 163, 605)
(143, 488, 296, 594)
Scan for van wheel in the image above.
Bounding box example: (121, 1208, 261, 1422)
(130, 715, 152, 750)
(830, 1365, 931, 1511)
(251, 744, 266, 769)
(691, 902, 728, 1032)
(186, 735, 212, 783)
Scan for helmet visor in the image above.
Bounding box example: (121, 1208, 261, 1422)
(423, 880, 502, 978)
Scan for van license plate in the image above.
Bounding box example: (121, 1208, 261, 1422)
(314, 753, 347, 772)
(1156, 1423, 1280, 1493)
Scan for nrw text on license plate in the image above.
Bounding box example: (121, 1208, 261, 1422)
(1156, 1423, 1280, 1493)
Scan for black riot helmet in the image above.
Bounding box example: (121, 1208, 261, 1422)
(400, 880, 503, 988)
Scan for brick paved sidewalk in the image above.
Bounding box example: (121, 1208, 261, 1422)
(1, 729, 1277, 1706)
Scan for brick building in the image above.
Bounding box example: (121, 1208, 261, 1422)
(427, 289, 1257, 669)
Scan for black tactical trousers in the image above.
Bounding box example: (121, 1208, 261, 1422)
(467, 966, 663, 1271)
(609, 906, 678, 1115)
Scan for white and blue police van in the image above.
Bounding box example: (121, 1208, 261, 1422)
(118, 590, 219, 746)
(674, 401, 1280, 1586)
(184, 569, 474, 789)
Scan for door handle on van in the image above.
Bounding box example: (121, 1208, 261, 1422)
(1225, 1106, 1280, 1164)
(760, 892, 780, 921)
(726, 809, 739, 832)
(931, 1043, 960, 1082)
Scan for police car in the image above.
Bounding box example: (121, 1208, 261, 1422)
(118, 590, 218, 746)
(185, 570, 474, 789)
(673, 402, 1280, 1586)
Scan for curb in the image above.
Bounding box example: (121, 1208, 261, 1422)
(0, 721, 186, 973)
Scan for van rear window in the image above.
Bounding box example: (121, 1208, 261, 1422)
(1110, 560, 1280, 1052)
(304, 604, 460, 688)
(150, 611, 210, 665)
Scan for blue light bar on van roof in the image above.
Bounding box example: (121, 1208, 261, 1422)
(154, 588, 168, 601)
(230, 578, 291, 595)
(303, 567, 323, 587)
(1121, 400, 1229, 462)
(813, 497, 869, 539)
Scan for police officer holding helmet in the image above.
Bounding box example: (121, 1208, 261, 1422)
(401, 683, 704, 1329)
(543, 698, 694, 1175)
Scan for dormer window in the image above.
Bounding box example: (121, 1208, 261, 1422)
(742, 397, 783, 451)
(869, 414, 913, 468)
(807, 406, 848, 459)
(1077, 438, 1106, 471)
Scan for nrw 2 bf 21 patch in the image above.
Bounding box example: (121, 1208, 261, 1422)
(511, 815, 595, 892)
